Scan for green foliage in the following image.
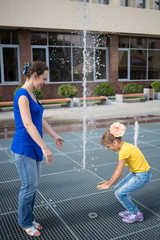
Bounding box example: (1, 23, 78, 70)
(93, 83, 115, 96)
(33, 89, 44, 100)
(14, 84, 44, 99)
(151, 81, 160, 92)
(0, 95, 2, 102)
(14, 84, 22, 94)
(58, 84, 78, 98)
(122, 83, 143, 94)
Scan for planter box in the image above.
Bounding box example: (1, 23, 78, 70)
(143, 88, 155, 100)
(155, 92, 160, 100)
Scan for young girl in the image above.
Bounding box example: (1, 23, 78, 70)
(97, 122, 152, 224)
(11, 61, 64, 236)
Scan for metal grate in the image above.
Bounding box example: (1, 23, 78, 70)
(0, 122, 160, 239)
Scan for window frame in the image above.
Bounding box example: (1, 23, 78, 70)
(118, 36, 160, 81)
(94, 47, 108, 82)
(0, 44, 20, 85)
(31, 45, 49, 82)
(136, 0, 146, 9)
(118, 48, 130, 81)
(31, 32, 109, 83)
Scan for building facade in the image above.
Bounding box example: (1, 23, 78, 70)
(0, 0, 160, 101)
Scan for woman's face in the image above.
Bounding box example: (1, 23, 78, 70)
(34, 70, 48, 89)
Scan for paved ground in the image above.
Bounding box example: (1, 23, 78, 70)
(0, 100, 160, 239)
(0, 100, 160, 124)
(1, 122, 160, 240)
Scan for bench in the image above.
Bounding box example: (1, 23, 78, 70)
(40, 98, 73, 107)
(73, 96, 108, 107)
(116, 93, 146, 102)
(0, 101, 13, 107)
(0, 98, 73, 109)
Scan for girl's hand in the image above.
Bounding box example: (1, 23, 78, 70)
(97, 180, 109, 185)
(42, 145, 53, 164)
(55, 135, 65, 150)
(97, 180, 111, 190)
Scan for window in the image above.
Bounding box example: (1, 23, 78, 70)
(98, 0, 109, 4)
(49, 32, 71, 46)
(119, 36, 129, 48)
(76, 0, 89, 2)
(95, 49, 107, 80)
(136, 0, 145, 8)
(73, 48, 83, 81)
(94, 35, 108, 47)
(120, 0, 129, 6)
(0, 30, 20, 85)
(3, 47, 19, 82)
(130, 37, 147, 48)
(72, 34, 83, 47)
(130, 49, 147, 80)
(148, 38, 160, 49)
(148, 50, 160, 79)
(73, 48, 94, 81)
(49, 47, 71, 82)
(119, 36, 160, 81)
(154, 1, 160, 10)
(32, 32, 108, 82)
(32, 48, 46, 62)
(31, 32, 47, 45)
(118, 50, 128, 79)
(0, 30, 18, 44)
(0, 51, 1, 84)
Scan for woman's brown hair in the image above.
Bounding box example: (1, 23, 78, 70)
(23, 61, 48, 78)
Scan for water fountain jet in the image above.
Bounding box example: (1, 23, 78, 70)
(134, 120, 139, 147)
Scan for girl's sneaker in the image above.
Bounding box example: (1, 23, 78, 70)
(122, 212, 144, 223)
(119, 210, 130, 217)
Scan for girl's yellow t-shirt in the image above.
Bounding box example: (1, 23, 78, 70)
(118, 142, 150, 173)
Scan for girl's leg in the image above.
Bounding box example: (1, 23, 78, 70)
(114, 173, 133, 191)
(115, 171, 152, 214)
(12, 152, 42, 229)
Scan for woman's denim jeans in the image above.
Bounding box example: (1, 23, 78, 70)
(114, 170, 152, 214)
(12, 152, 42, 228)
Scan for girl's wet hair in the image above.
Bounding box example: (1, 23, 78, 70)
(23, 61, 48, 78)
(101, 130, 122, 146)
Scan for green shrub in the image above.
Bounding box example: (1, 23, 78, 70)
(0, 95, 2, 102)
(58, 84, 78, 98)
(151, 81, 160, 92)
(33, 89, 44, 100)
(14, 84, 22, 94)
(93, 83, 115, 97)
(14, 84, 44, 99)
(122, 83, 143, 94)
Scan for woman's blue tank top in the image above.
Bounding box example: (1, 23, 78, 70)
(11, 88, 44, 161)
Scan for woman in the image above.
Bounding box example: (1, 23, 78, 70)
(11, 61, 64, 237)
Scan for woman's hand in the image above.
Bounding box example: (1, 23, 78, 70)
(97, 180, 111, 190)
(54, 135, 64, 150)
(42, 145, 53, 164)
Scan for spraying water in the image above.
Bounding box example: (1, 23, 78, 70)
(134, 121, 139, 147)
(82, 1, 87, 169)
